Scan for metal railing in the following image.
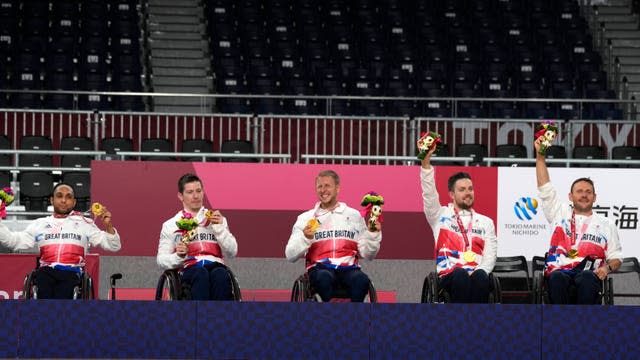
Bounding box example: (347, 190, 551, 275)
(0, 149, 104, 166)
(0, 149, 290, 164)
(483, 157, 640, 167)
(114, 151, 291, 162)
(1, 89, 639, 117)
(301, 154, 475, 166)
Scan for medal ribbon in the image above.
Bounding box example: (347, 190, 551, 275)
(570, 210, 592, 249)
(454, 208, 473, 252)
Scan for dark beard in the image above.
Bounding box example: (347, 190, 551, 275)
(456, 200, 473, 210)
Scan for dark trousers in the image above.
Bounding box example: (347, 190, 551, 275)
(547, 270, 601, 304)
(439, 267, 490, 303)
(181, 263, 233, 301)
(33, 266, 82, 299)
(308, 267, 370, 302)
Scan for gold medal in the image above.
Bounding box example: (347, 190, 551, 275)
(463, 250, 476, 262)
(568, 249, 579, 258)
(91, 202, 104, 216)
(307, 218, 320, 232)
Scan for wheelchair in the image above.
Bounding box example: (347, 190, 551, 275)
(155, 267, 242, 301)
(290, 272, 378, 303)
(22, 266, 95, 300)
(531, 255, 613, 305)
(420, 270, 502, 304)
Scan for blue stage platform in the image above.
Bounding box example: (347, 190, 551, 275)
(1, 301, 638, 359)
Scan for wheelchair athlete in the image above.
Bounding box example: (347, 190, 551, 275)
(157, 173, 238, 301)
(0, 183, 121, 299)
(534, 136, 622, 304)
(419, 144, 498, 303)
(285, 170, 382, 303)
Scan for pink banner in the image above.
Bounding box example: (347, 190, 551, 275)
(92, 161, 498, 258)
(192, 163, 427, 212)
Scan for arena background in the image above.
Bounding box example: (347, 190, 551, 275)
(2, 0, 640, 357)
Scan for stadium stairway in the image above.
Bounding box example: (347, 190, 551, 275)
(592, 0, 640, 99)
(146, 0, 213, 113)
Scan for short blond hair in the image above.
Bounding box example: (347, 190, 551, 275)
(316, 170, 340, 185)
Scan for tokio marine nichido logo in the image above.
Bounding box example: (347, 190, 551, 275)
(508, 196, 546, 236)
(514, 196, 538, 220)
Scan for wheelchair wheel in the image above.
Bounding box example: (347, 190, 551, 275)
(228, 269, 242, 301)
(155, 270, 182, 300)
(22, 270, 37, 300)
(81, 273, 95, 300)
(420, 272, 441, 303)
(291, 275, 308, 302)
(430, 272, 442, 303)
(69, 272, 94, 300)
(488, 274, 502, 304)
(533, 272, 545, 304)
(291, 272, 377, 303)
(366, 281, 378, 303)
(602, 278, 614, 305)
(420, 274, 430, 303)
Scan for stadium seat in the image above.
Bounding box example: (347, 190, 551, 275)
(543, 145, 568, 167)
(43, 93, 75, 110)
(608, 257, 640, 303)
(492, 256, 533, 304)
(430, 144, 455, 166)
(44, 57, 75, 78)
(611, 146, 640, 168)
(572, 145, 606, 167)
(9, 93, 42, 109)
(182, 139, 215, 162)
(62, 172, 91, 212)
(20, 171, 54, 213)
(495, 144, 529, 167)
(19, 136, 52, 168)
(60, 136, 94, 169)
(140, 138, 174, 161)
(220, 140, 257, 162)
(113, 95, 145, 112)
(456, 144, 487, 166)
(0, 135, 10, 167)
(0, 172, 11, 187)
(102, 137, 134, 160)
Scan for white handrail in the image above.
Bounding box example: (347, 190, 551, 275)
(301, 154, 475, 166)
(0, 149, 291, 163)
(484, 157, 640, 167)
(115, 151, 291, 162)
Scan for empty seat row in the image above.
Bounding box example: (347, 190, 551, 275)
(207, 0, 614, 117)
(4, 171, 93, 213)
(444, 144, 640, 167)
(113, 138, 258, 162)
(0, 135, 96, 168)
(0, 135, 260, 165)
(0, 0, 143, 111)
(0, 134, 259, 213)
(214, 96, 622, 120)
